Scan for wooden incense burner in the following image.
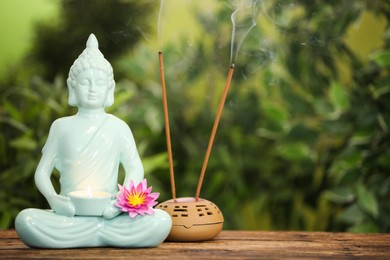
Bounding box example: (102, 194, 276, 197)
(157, 197, 223, 241)
(157, 51, 234, 242)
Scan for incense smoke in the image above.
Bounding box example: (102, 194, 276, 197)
(230, 0, 260, 64)
(261, 0, 296, 28)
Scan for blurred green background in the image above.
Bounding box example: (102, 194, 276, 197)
(0, 0, 389, 232)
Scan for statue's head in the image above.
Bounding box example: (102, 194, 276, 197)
(67, 34, 115, 108)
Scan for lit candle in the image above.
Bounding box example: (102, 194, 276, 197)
(68, 189, 112, 216)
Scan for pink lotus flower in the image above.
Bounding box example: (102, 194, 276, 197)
(115, 179, 159, 218)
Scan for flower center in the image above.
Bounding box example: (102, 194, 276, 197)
(128, 192, 146, 207)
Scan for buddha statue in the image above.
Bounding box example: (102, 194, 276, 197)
(15, 34, 172, 248)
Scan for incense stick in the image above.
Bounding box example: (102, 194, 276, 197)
(159, 51, 176, 199)
(195, 64, 235, 200)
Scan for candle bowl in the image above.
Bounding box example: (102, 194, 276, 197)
(156, 197, 224, 241)
(68, 191, 112, 216)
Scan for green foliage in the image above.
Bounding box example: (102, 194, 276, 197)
(1, 76, 69, 227)
(1, 0, 389, 233)
(149, 0, 390, 232)
(26, 0, 157, 81)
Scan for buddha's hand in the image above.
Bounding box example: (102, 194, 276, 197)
(103, 201, 121, 220)
(49, 194, 76, 217)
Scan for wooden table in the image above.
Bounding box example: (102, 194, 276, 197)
(0, 230, 389, 259)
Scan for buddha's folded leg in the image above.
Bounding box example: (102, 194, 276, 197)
(15, 208, 172, 248)
(15, 209, 103, 248)
(100, 209, 172, 247)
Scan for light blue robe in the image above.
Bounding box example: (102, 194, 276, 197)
(15, 114, 172, 248)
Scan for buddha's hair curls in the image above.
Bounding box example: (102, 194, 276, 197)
(67, 34, 115, 107)
(67, 34, 113, 81)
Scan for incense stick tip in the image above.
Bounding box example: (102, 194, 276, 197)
(158, 50, 162, 55)
(230, 63, 235, 69)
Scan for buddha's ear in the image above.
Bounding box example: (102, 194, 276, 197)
(104, 79, 115, 107)
(109, 79, 115, 89)
(67, 78, 78, 107)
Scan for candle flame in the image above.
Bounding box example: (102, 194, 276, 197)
(86, 187, 93, 197)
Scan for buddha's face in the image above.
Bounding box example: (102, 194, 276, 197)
(73, 69, 112, 109)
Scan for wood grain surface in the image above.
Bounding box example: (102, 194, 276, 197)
(1, 230, 389, 259)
